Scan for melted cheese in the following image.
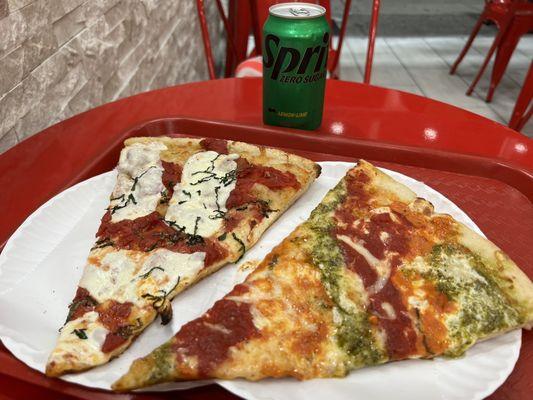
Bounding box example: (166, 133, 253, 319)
(80, 249, 205, 306)
(110, 142, 167, 222)
(406, 255, 488, 285)
(408, 296, 429, 311)
(48, 311, 109, 366)
(136, 249, 205, 295)
(337, 234, 380, 267)
(165, 151, 238, 237)
(381, 302, 397, 319)
(336, 270, 369, 312)
(80, 250, 140, 304)
(118, 142, 167, 177)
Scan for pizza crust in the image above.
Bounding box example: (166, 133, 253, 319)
(356, 160, 417, 205)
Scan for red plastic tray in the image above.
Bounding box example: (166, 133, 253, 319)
(1, 118, 532, 400)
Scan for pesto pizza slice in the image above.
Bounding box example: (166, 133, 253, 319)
(113, 160, 533, 391)
(45, 137, 320, 377)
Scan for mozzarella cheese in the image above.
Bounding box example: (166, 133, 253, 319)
(405, 254, 488, 285)
(48, 311, 109, 366)
(381, 302, 396, 319)
(136, 249, 205, 295)
(118, 142, 167, 177)
(80, 250, 140, 304)
(165, 151, 239, 237)
(80, 249, 205, 306)
(110, 142, 167, 222)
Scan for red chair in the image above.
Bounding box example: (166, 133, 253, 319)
(450, 0, 532, 102)
(485, 5, 533, 102)
(196, 0, 381, 84)
(509, 61, 532, 131)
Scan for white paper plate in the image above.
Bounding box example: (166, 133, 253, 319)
(0, 162, 520, 399)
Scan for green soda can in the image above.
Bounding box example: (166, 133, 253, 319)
(262, 2, 330, 130)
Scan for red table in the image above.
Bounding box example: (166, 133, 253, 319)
(0, 78, 531, 399)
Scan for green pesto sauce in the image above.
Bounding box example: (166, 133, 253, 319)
(422, 244, 521, 357)
(148, 342, 172, 383)
(335, 309, 384, 367)
(303, 179, 385, 367)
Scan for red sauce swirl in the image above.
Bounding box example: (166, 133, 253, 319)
(224, 158, 300, 231)
(172, 284, 259, 377)
(370, 257, 419, 359)
(96, 212, 227, 267)
(333, 171, 419, 360)
(227, 158, 300, 209)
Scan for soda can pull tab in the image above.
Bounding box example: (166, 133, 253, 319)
(289, 7, 310, 17)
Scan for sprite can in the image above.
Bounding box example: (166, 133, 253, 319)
(263, 2, 330, 130)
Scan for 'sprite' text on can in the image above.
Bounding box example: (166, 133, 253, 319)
(262, 3, 330, 130)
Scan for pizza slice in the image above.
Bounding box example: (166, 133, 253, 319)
(45, 137, 320, 377)
(113, 160, 533, 391)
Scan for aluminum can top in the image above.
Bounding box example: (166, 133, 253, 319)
(269, 2, 326, 19)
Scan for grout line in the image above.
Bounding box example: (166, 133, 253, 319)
(383, 37, 427, 96)
(115, 10, 182, 99)
(514, 46, 530, 59)
(422, 37, 508, 123)
(344, 39, 364, 78)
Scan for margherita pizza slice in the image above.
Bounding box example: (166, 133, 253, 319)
(45, 137, 320, 377)
(113, 160, 533, 391)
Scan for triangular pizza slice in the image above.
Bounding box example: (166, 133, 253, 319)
(45, 137, 320, 376)
(113, 160, 533, 391)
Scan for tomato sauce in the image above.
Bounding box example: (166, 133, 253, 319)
(172, 284, 259, 377)
(101, 333, 128, 353)
(96, 211, 227, 267)
(224, 158, 299, 231)
(97, 301, 133, 354)
(337, 241, 378, 287)
(200, 138, 229, 154)
(370, 257, 420, 359)
(161, 161, 182, 198)
(98, 301, 132, 332)
(336, 172, 371, 225)
(393, 271, 454, 355)
(333, 172, 420, 359)
(67, 287, 97, 321)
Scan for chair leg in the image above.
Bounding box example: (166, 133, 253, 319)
(216, 0, 238, 78)
(450, 13, 485, 75)
(466, 27, 506, 96)
(196, 0, 216, 80)
(509, 62, 533, 130)
(515, 107, 532, 131)
(486, 23, 523, 102)
(364, 0, 381, 84)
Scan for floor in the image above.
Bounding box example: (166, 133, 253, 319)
(332, 0, 533, 137)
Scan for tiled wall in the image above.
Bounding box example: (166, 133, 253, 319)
(0, 0, 225, 153)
